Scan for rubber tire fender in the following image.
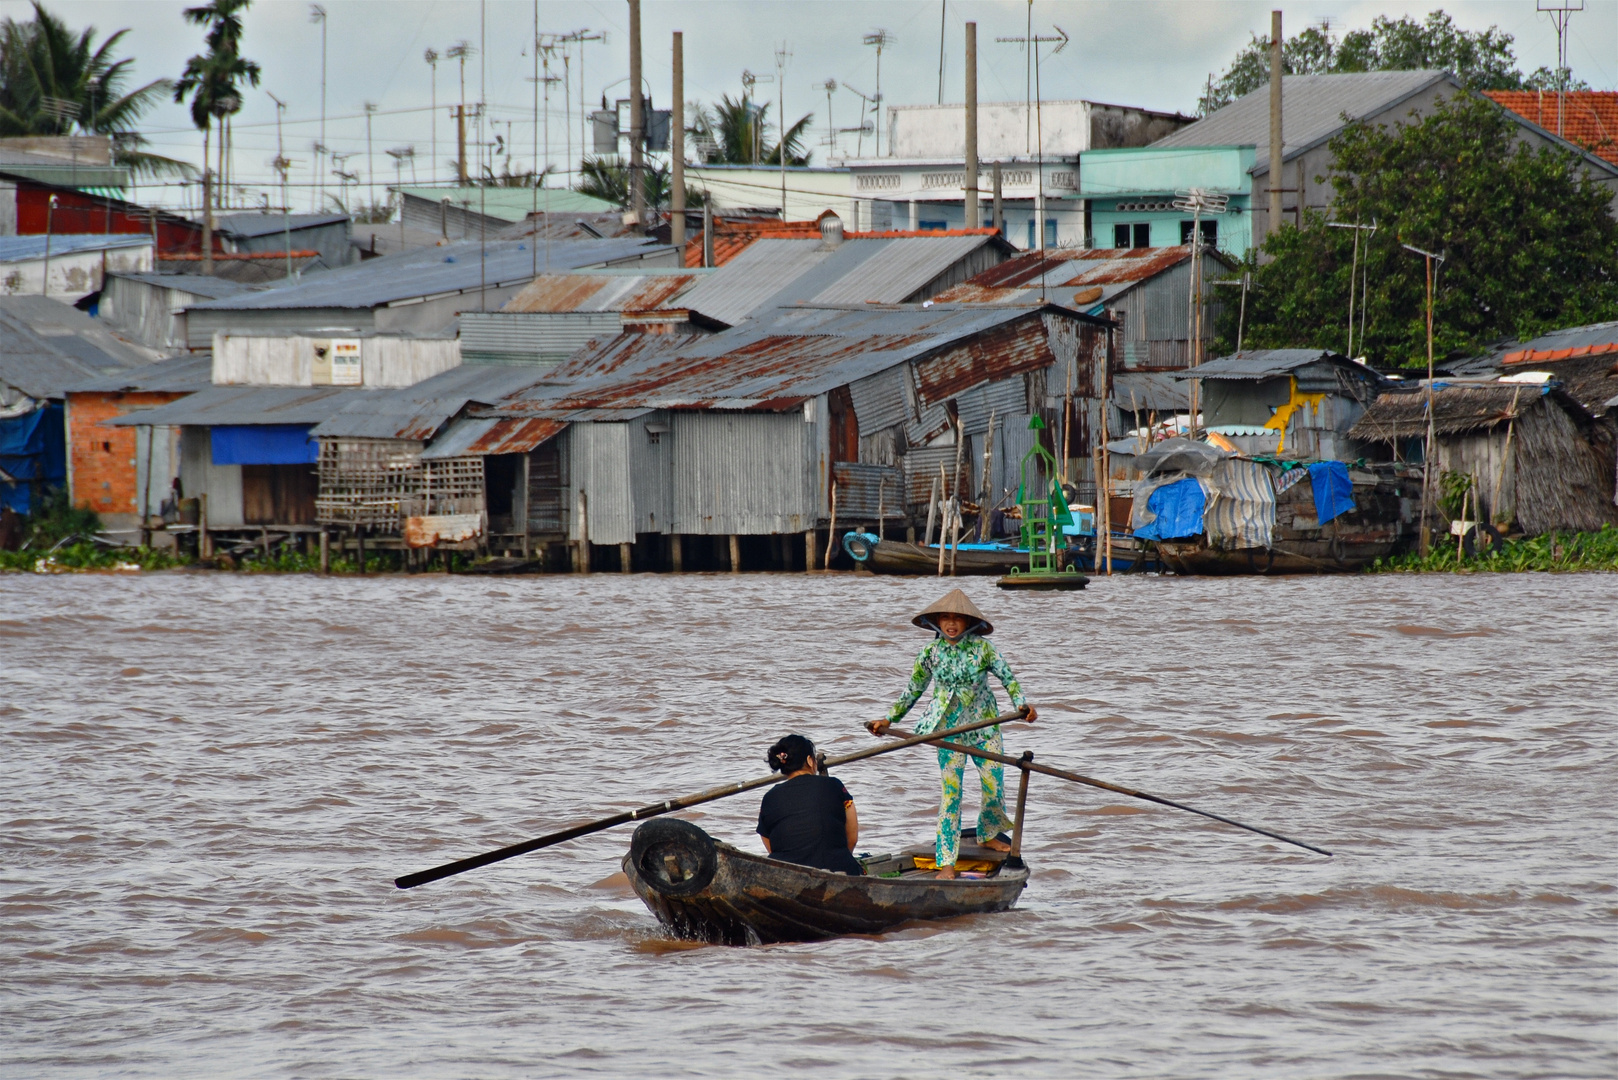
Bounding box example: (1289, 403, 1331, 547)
(841, 531, 874, 563)
(628, 817, 719, 898)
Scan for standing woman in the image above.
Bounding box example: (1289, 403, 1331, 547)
(869, 589, 1036, 879)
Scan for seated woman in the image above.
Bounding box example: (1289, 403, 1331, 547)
(756, 735, 864, 876)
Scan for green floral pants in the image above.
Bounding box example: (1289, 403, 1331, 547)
(935, 726, 1013, 867)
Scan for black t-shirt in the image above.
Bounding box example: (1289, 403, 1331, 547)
(756, 774, 864, 875)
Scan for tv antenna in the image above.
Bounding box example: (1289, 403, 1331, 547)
(1537, 0, 1583, 136)
(841, 81, 878, 158)
(862, 30, 894, 156)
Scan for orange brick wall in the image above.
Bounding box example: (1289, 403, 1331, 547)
(68, 391, 186, 514)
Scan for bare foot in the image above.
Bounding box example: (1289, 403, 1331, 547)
(936, 866, 958, 880)
(982, 837, 1012, 852)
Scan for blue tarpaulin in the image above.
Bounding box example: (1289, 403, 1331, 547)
(1133, 477, 1206, 541)
(0, 402, 65, 514)
(210, 424, 318, 465)
(1308, 461, 1355, 524)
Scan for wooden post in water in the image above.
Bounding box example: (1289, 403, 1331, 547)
(355, 529, 365, 574)
(1007, 750, 1033, 869)
(620, 541, 633, 573)
(319, 528, 330, 573)
(877, 477, 886, 542)
(199, 493, 211, 558)
(924, 475, 940, 546)
(671, 534, 684, 572)
(822, 481, 838, 568)
(729, 534, 741, 573)
(803, 529, 816, 571)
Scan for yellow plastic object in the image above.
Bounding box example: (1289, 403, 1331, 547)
(912, 856, 998, 873)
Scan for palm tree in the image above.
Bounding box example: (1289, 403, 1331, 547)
(689, 94, 812, 166)
(578, 156, 703, 212)
(174, 0, 260, 207)
(0, 2, 179, 174)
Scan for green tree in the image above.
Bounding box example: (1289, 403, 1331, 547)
(0, 2, 178, 174)
(688, 94, 812, 166)
(1219, 93, 1618, 366)
(577, 156, 703, 212)
(1199, 10, 1526, 115)
(173, 0, 260, 206)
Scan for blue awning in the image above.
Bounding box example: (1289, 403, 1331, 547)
(210, 424, 318, 465)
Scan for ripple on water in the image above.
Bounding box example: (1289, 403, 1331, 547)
(0, 571, 1613, 1079)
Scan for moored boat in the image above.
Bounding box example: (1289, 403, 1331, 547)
(623, 818, 1029, 946)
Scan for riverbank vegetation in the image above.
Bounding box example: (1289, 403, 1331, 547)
(1372, 526, 1618, 573)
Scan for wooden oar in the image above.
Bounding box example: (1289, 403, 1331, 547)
(885, 726, 1333, 857)
(394, 707, 1030, 889)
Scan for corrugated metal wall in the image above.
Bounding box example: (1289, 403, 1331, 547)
(629, 411, 673, 535)
(460, 311, 622, 365)
(568, 421, 634, 545)
(188, 308, 374, 350)
(100, 276, 196, 351)
(831, 461, 904, 518)
(212, 333, 459, 387)
(671, 410, 819, 535)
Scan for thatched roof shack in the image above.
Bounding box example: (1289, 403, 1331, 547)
(1349, 384, 1616, 535)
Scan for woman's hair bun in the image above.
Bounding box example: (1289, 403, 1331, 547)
(766, 734, 815, 774)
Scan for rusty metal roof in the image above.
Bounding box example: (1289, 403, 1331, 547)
(310, 364, 558, 441)
(420, 416, 568, 458)
(480, 302, 1103, 415)
(500, 270, 705, 313)
(933, 246, 1212, 309)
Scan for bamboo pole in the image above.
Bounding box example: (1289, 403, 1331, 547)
(937, 463, 950, 576)
(395, 709, 1031, 889)
(822, 480, 838, 569)
(924, 475, 940, 547)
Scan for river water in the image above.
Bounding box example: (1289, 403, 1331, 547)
(2, 570, 1614, 1078)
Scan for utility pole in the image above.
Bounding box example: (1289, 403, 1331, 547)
(425, 48, 439, 185)
(937, 2, 947, 104)
(364, 102, 377, 214)
(1268, 9, 1283, 239)
(269, 92, 293, 278)
(672, 31, 685, 248)
(1537, 0, 1583, 137)
(776, 41, 791, 219)
(964, 22, 977, 231)
(448, 41, 472, 184)
(1173, 188, 1229, 434)
(310, 5, 327, 211)
(561, 29, 606, 181)
(996, 25, 1067, 250)
(1402, 242, 1446, 555)
(628, 0, 645, 234)
(1328, 218, 1377, 358)
(862, 30, 893, 156)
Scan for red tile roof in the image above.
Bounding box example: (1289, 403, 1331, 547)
(1483, 91, 1618, 165)
(683, 215, 1001, 267)
(1501, 342, 1618, 365)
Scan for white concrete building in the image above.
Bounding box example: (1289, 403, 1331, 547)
(688, 100, 1191, 250)
(0, 233, 152, 301)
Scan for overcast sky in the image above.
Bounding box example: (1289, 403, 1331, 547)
(5, 0, 1613, 211)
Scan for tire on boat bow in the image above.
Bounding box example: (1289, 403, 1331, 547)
(628, 818, 719, 897)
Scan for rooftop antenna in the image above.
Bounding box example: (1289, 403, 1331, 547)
(424, 48, 439, 184)
(996, 23, 1067, 249)
(1537, 0, 1583, 136)
(386, 146, 415, 250)
(1327, 217, 1378, 358)
(1173, 188, 1229, 432)
(937, 1, 947, 103)
(559, 29, 606, 182)
(741, 68, 773, 166)
(775, 41, 792, 217)
(309, 5, 327, 210)
(1401, 241, 1447, 556)
(841, 81, 877, 157)
(818, 79, 838, 156)
(862, 30, 893, 156)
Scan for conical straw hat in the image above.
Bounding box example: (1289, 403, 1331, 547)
(913, 588, 993, 636)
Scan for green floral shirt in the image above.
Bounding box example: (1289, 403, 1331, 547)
(885, 633, 1026, 736)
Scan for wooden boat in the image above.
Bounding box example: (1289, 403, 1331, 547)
(845, 532, 1066, 577)
(623, 818, 1029, 946)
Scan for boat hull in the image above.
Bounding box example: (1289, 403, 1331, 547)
(623, 822, 1028, 946)
(861, 539, 1055, 576)
(1157, 539, 1397, 575)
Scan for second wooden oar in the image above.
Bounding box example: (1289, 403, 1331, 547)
(884, 725, 1333, 857)
(395, 707, 1030, 890)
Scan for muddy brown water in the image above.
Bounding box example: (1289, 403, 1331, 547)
(2, 571, 1613, 1078)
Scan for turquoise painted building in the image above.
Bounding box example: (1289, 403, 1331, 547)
(1079, 145, 1255, 259)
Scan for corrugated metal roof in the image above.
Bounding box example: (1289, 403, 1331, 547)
(0, 295, 154, 398)
(105, 385, 377, 427)
(213, 213, 349, 238)
(934, 245, 1204, 307)
(399, 186, 617, 221)
(0, 233, 151, 261)
(1175, 349, 1343, 380)
(70, 353, 215, 394)
(671, 235, 1000, 327)
(310, 363, 557, 440)
(501, 270, 703, 313)
(1153, 71, 1453, 168)
(485, 302, 1098, 415)
(419, 416, 567, 459)
(185, 237, 674, 312)
(1112, 371, 1190, 412)
(105, 271, 256, 300)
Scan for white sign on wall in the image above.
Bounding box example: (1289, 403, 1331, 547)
(330, 339, 363, 385)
